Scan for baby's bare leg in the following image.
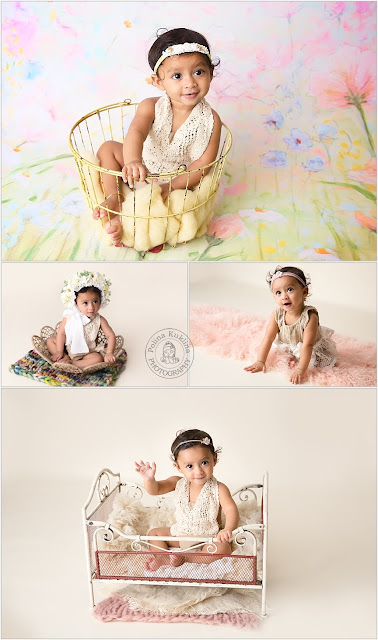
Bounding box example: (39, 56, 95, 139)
(93, 141, 124, 246)
(73, 352, 104, 369)
(145, 527, 183, 570)
(45, 337, 72, 363)
(182, 540, 231, 565)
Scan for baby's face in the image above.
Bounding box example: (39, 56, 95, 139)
(76, 291, 101, 318)
(163, 345, 174, 356)
(174, 445, 215, 486)
(272, 276, 307, 313)
(153, 52, 212, 108)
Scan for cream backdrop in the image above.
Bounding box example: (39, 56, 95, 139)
(2, 388, 376, 639)
(3, 262, 189, 387)
(189, 261, 376, 386)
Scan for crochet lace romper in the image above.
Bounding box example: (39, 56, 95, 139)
(274, 305, 338, 368)
(170, 476, 220, 548)
(66, 313, 106, 361)
(142, 92, 214, 177)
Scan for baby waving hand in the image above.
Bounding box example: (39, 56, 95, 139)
(135, 429, 239, 570)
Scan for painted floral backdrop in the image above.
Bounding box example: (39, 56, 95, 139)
(2, 1, 376, 261)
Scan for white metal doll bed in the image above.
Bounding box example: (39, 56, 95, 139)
(83, 469, 268, 616)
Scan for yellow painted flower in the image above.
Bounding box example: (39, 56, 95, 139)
(263, 245, 276, 254)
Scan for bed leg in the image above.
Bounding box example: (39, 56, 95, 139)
(89, 579, 95, 609)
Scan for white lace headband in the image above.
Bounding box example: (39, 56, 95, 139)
(173, 436, 211, 456)
(271, 271, 307, 288)
(153, 42, 212, 74)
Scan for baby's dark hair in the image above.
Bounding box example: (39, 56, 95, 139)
(75, 286, 102, 302)
(170, 428, 220, 462)
(148, 27, 220, 75)
(266, 265, 311, 296)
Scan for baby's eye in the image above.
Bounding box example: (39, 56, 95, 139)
(172, 73, 181, 79)
(201, 461, 209, 466)
(186, 464, 193, 469)
(194, 69, 204, 76)
(275, 290, 281, 295)
(288, 287, 294, 292)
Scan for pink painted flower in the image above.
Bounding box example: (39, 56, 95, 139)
(207, 214, 244, 239)
(310, 51, 376, 110)
(325, 2, 346, 19)
(224, 182, 248, 196)
(347, 159, 376, 185)
(354, 211, 377, 231)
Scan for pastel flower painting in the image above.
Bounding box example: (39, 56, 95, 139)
(316, 123, 337, 142)
(303, 156, 325, 172)
(1, 1, 376, 262)
(260, 150, 287, 168)
(283, 129, 313, 151)
(310, 49, 376, 155)
(263, 110, 284, 130)
(207, 213, 245, 239)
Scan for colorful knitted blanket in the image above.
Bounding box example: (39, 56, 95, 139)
(10, 350, 127, 387)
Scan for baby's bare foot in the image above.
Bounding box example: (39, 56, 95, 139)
(169, 553, 184, 567)
(104, 215, 123, 246)
(145, 555, 170, 571)
(93, 193, 122, 220)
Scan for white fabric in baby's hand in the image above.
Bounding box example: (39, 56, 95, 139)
(63, 307, 91, 354)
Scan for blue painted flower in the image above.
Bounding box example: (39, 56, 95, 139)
(303, 156, 325, 172)
(263, 109, 284, 130)
(283, 128, 313, 151)
(316, 124, 337, 141)
(25, 61, 44, 80)
(260, 150, 287, 168)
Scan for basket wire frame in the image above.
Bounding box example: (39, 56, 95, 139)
(68, 100, 232, 249)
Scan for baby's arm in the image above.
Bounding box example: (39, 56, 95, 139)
(51, 318, 68, 362)
(244, 311, 278, 373)
(134, 460, 179, 495)
(290, 311, 318, 384)
(159, 110, 222, 201)
(122, 98, 157, 188)
(99, 316, 116, 363)
(217, 483, 239, 543)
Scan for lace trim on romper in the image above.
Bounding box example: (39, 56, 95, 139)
(170, 476, 220, 538)
(66, 314, 106, 360)
(274, 305, 338, 368)
(142, 92, 214, 178)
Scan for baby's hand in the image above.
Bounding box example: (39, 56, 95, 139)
(244, 360, 266, 373)
(122, 161, 148, 188)
(52, 352, 64, 362)
(216, 529, 232, 543)
(290, 367, 304, 385)
(135, 460, 156, 481)
(104, 353, 116, 364)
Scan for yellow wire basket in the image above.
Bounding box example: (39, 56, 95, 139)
(68, 99, 232, 252)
